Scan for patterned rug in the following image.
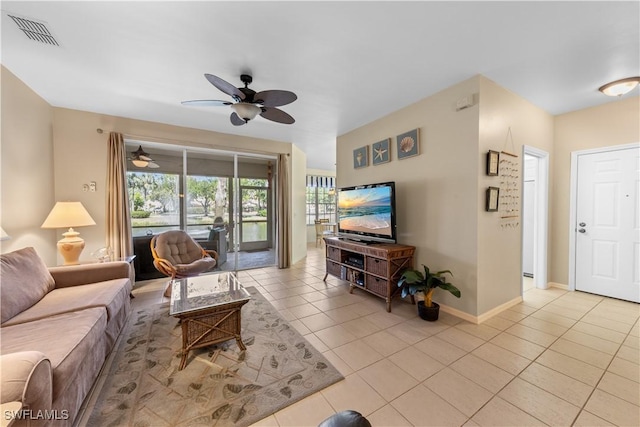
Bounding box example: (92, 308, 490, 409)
(88, 287, 343, 426)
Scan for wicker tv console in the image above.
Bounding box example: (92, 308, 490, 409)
(323, 237, 415, 312)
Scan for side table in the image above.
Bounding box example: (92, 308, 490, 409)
(169, 272, 251, 370)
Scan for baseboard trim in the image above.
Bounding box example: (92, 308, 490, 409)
(548, 282, 569, 290)
(438, 296, 523, 325)
(438, 304, 478, 324)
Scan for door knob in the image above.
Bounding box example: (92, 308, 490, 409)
(579, 222, 586, 227)
(578, 228, 586, 233)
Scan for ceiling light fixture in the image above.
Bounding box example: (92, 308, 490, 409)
(130, 145, 159, 168)
(231, 102, 261, 122)
(598, 77, 640, 97)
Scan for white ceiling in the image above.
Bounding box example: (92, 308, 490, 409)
(1, 1, 638, 170)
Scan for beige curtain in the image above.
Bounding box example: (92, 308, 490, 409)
(276, 153, 291, 268)
(106, 132, 133, 258)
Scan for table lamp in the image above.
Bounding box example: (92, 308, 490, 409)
(41, 202, 96, 265)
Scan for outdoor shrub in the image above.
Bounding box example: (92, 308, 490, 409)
(131, 210, 151, 218)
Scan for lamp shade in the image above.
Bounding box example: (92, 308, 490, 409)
(42, 202, 96, 265)
(41, 202, 96, 229)
(231, 103, 261, 122)
(0, 227, 10, 241)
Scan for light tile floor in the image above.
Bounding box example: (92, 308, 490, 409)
(79, 245, 640, 427)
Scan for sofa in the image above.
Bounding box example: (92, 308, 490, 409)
(0, 247, 132, 427)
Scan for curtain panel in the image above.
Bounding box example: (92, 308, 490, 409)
(276, 153, 291, 268)
(106, 132, 133, 258)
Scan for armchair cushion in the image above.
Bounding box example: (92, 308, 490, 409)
(174, 257, 217, 276)
(154, 230, 207, 265)
(0, 247, 55, 324)
(151, 230, 217, 281)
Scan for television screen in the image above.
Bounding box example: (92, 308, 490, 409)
(337, 181, 396, 244)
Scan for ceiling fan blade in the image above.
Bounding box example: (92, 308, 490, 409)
(230, 112, 246, 126)
(138, 154, 152, 161)
(181, 99, 233, 107)
(205, 74, 245, 101)
(254, 90, 297, 107)
(147, 161, 160, 169)
(260, 107, 295, 124)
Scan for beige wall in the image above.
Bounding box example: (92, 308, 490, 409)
(51, 107, 297, 265)
(338, 76, 482, 315)
(0, 66, 58, 263)
(551, 96, 640, 285)
(337, 76, 556, 318)
(477, 77, 554, 314)
(1, 66, 305, 266)
(291, 144, 308, 264)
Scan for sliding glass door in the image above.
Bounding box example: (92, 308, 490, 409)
(125, 141, 276, 271)
(239, 179, 271, 251)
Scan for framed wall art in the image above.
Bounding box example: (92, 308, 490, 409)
(486, 187, 499, 212)
(353, 145, 369, 169)
(372, 138, 390, 165)
(486, 150, 499, 176)
(396, 128, 420, 159)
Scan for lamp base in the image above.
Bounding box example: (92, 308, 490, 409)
(57, 228, 85, 265)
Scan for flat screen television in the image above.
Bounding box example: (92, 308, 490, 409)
(337, 181, 397, 244)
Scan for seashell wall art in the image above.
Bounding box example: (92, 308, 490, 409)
(396, 128, 420, 159)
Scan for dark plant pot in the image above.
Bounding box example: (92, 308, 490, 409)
(417, 301, 439, 321)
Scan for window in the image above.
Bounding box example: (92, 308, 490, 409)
(306, 182, 336, 225)
(127, 171, 180, 237)
(186, 175, 229, 239)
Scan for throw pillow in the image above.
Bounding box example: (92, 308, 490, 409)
(0, 247, 55, 323)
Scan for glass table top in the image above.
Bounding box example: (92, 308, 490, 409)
(169, 271, 250, 316)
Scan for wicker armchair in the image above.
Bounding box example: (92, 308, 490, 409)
(150, 230, 218, 296)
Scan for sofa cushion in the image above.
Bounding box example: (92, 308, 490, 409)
(0, 308, 108, 403)
(2, 278, 130, 327)
(0, 247, 55, 324)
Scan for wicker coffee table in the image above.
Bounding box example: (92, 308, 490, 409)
(169, 271, 251, 370)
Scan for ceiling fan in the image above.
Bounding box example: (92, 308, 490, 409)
(129, 145, 159, 169)
(182, 74, 297, 126)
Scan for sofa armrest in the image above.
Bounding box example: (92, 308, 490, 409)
(49, 261, 131, 288)
(0, 351, 52, 411)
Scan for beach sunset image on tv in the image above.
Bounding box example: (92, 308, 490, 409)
(338, 186, 393, 237)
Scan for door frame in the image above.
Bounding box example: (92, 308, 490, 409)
(568, 142, 639, 291)
(522, 146, 550, 289)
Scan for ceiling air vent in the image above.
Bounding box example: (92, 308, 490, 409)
(8, 14, 59, 46)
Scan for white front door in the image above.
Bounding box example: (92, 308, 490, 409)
(575, 146, 639, 302)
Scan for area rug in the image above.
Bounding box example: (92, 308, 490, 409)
(88, 287, 343, 426)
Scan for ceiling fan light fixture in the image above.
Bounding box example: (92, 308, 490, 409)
(132, 159, 149, 167)
(598, 77, 640, 97)
(231, 102, 261, 122)
(130, 145, 158, 168)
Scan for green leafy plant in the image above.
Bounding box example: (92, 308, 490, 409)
(131, 210, 151, 219)
(398, 265, 461, 308)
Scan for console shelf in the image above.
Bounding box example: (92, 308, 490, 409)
(322, 237, 415, 312)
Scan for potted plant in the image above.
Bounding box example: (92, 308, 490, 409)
(398, 265, 461, 321)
